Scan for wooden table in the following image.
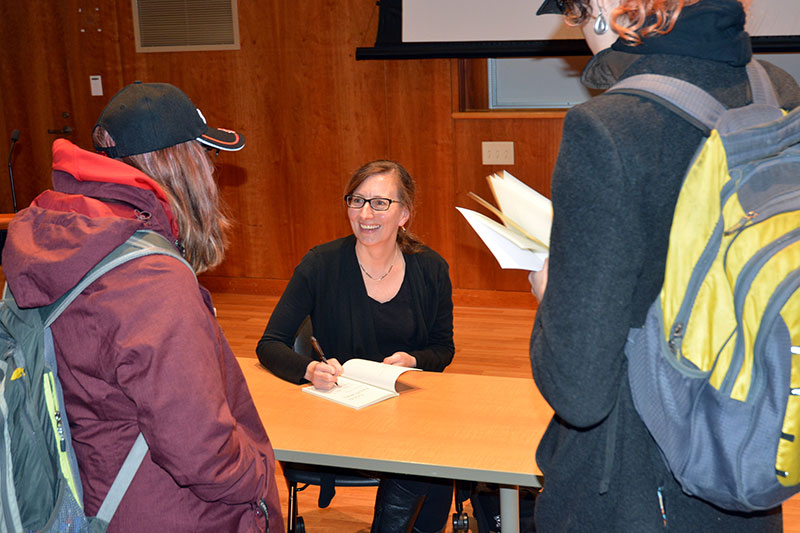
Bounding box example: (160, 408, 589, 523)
(237, 357, 553, 532)
(0, 213, 13, 231)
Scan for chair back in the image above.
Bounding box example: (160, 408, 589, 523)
(293, 317, 314, 357)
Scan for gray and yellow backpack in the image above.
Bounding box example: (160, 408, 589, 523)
(614, 60, 800, 512)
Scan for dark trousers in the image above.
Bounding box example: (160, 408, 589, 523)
(371, 475, 454, 533)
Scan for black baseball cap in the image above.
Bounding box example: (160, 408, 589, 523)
(537, 0, 566, 15)
(94, 81, 244, 158)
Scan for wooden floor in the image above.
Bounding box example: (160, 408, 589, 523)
(214, 291, 800, 532)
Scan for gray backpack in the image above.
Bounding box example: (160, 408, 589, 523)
(0, 230, 193, 532)
(613, 61, 800, 512)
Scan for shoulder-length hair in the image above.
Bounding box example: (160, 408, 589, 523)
(344, 160, 425, 254)
(93, 126, 231, 273)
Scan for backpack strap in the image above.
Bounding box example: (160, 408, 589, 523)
(95, 433, 148, 524)
(745, 60, 779, 108)
(40, 229, 194, 524)
(607, 60, 779, 132)
(609, 74, 725, 133)
(41, 230, 194, 328)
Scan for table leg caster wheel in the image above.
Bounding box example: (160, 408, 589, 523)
(452, 510, 470, 532)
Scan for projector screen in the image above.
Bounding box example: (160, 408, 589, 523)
(356, 0, 800, 59)
(403, 0, 799, 42)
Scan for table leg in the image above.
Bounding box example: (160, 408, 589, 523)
(499, 485, 519, 533)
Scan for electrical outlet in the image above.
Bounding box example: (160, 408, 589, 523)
(482, 141, 514, 165)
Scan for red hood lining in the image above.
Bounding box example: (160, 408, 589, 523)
(52, 139, 179, 236)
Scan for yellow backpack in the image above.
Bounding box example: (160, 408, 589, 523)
(615, 60, 800, 512)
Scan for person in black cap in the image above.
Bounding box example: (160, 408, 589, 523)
(2, 82, 284, 532)
(92, 81, 244, 272)
(527, 0, 799, 532)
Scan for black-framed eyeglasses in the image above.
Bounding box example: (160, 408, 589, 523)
(344, 195, 401, 211)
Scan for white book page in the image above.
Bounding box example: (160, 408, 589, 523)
(457, 207, 548, 271)
(301, 360, 421, 409)
(341, 358, 420, 392)
(302, 376, 396, 410)
(489, 171, 552, 247)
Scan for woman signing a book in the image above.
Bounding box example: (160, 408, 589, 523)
(256, 160, 455, 533)
(528, 0, 797, 531)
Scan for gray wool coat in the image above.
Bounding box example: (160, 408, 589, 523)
(530, 0, 800, 531)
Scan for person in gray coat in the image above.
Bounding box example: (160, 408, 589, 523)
(528, 0, 800, 531)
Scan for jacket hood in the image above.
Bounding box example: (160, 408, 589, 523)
(2, 139, 180, 308)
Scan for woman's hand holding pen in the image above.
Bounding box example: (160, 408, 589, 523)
(305, 359, 343, 390)
(306, 336, 343, 390)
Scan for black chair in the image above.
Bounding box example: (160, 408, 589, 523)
(283, 317, 380, 533)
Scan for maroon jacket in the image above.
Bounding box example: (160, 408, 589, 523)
(2, 139, 284, 532)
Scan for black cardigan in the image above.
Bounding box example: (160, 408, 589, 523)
(257, 235, 454, 384)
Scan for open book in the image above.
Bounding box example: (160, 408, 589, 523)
(457, 170, 552, 271)
(302, 359, 420, 409)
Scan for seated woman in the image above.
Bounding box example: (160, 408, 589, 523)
(257, 160, 455, 533)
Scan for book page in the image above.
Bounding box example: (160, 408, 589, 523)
(341, 358, 420, 392)
(302, 376, 396, 410)
(488, 171, 552, 247)
(302, 359, 421, 409)
(457, 207, 548, 271)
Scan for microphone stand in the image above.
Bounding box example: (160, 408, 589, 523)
(7, 130, 19, 213)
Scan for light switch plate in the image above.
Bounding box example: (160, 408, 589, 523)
(90, 75, 103, 96)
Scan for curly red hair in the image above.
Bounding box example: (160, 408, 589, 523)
(561, 0, 750, 45)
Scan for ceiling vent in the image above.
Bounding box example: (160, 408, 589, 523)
(132, 0, 240, 53)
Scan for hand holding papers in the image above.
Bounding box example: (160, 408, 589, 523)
(302, 359, 420, 409)
(457, 170, 552, 271)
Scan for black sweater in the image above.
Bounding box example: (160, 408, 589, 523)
(530, 0, 800, 531)
(257, 235, 454, 384)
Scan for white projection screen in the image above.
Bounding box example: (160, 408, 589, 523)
(402, 0, 800, 43)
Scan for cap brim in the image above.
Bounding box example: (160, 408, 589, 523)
(536, 0, 564, 16)
(198, 126, 245, 152)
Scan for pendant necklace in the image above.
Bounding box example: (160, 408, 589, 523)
(358, 248, 398, 282)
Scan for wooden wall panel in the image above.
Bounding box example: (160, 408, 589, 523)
(453, 114, 563, 292)
(0, 0, 565, 306)
(0, 2, 73, 213)
(383, 59, 456, 265)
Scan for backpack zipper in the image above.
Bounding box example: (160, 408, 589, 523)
(754, 271, 800, 381)
(669, 221, 724, 357)
(720, 227, 800, 397)
(43, 371, 82, 507)
(722, 155, 800, 237)
(669, 177, 742, 356)
(755, 270, 800, 483)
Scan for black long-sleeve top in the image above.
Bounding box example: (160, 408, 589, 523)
(257, 235, 454, 384)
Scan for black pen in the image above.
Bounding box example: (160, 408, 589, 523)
(309, 335, 339, 386)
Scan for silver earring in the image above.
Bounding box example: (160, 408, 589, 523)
(594, 9, 608, 35)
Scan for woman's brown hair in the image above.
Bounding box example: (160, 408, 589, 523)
(93, 126, 231, 273)
(344, 160, 425, 254)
